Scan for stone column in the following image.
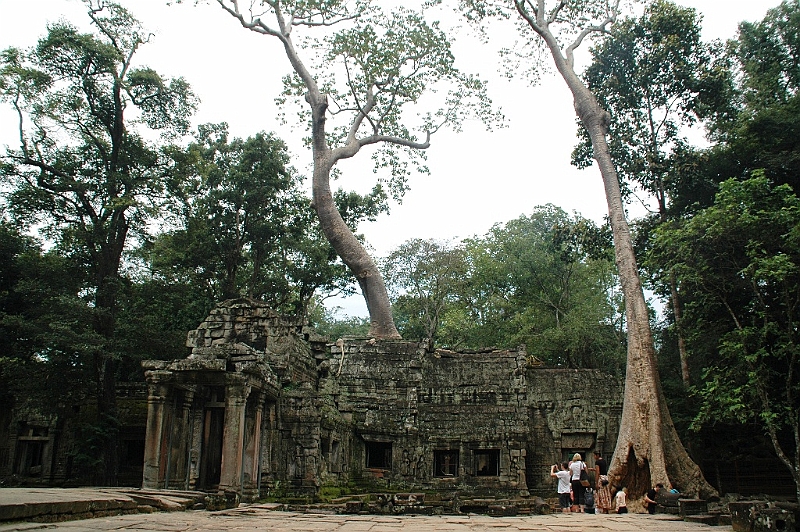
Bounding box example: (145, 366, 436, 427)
(187, 402, 204, 490)
(142, 370, 172, 489)
(241, 390, 266, 500)
(218, 375, 250, 495)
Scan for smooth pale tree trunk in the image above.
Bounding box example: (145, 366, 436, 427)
(536, 26, 716, 502)
(306, 91, 401, 339)
(218, 2, 404, 340)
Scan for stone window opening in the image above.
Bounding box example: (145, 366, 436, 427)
(329, 440, 341, 473)
(433, 450, 459, 477)
(474, 449, 500, 476)
(365, 441, 392, 470)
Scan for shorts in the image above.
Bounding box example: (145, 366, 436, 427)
(559, 493, 571, 509)
(617, 506, 628, 514)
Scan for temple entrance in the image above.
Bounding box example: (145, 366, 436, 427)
(198, 389, 225, 490)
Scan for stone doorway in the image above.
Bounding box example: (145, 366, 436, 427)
(198, 401, 225, 490)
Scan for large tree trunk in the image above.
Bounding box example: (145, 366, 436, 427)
(307, 92, 401, 339)
(543, 36, 716, 503)
(93, 269, 122, 486)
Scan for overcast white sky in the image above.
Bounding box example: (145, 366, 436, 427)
(0, 0, 780, 316)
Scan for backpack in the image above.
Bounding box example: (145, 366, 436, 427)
(584, 488, 595, 508)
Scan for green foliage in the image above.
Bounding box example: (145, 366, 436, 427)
(148, 123, 374, 315)
(652, 175, 800, 479)
(70, 414, 121, 477)
(0, 222, 92, 414)
(0, 1, 198, 484)
(308, 302, 371, 339)
(381, 206, 625, 369)
(573, 0, 732, 205)
(459, 205, 624, 369)
(264, 0, 501, 196)
(382, 239, 469, 343)
(731, 0, 800, 111)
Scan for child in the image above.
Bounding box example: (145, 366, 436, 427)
(550, 462, 572, 513)
(615, 486, 628, 514)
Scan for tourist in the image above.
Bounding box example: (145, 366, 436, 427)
(593, 450, 612, 513)
(644, 483, 663, 514)
(550, 462, 572, 513)
(568, 453, 588, 512)
(615, 486, 628, 514)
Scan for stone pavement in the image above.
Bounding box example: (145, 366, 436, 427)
(0, 488, 205, 523)
(0, 504, 734, 532)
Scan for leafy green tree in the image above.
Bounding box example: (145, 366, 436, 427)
(669, 1, 800, 211)
(307, 302, 371, 340)
(456, 0, 715, 498)
(202, 0, 500, 338)
(148, 123, 365, 315)
(380, 207, 623, 362)
(0, 222, 88, 415)
(711, 0, 800, 195)
(0, 221, 113, 479)
(0, 1, 196, 484)
(731, 0, 800, 112)
(382, 238, 469, 344)
(459, 205, 624, 368)
(652, 175, 800, 501)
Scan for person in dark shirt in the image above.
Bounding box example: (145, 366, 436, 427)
(644, 483, 663, 514)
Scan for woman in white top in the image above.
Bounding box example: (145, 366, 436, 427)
(568, 453, 587, 512)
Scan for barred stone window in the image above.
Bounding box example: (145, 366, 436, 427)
(365, 441, 392, 469)
(474, 449, 500, 476)
(433, 450, 459, 477)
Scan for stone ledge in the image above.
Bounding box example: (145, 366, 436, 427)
(0, 489, 207, 524)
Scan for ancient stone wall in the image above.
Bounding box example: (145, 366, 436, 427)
(328, 339, 623, 497)
(525, 369, 624, 493)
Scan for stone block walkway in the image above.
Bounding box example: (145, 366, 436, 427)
(0, 489, 734, 532)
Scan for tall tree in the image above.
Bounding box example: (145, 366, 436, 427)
(382, 238, 469, 344)
(0, 1, 196, 484)
(652, 176, 800, 501)
(0, 222, 89, 417)
(731, 0, 800, 113)
(381, 207, 623, 362)
(202, 0, 499, 338)
(457, 0, 715, 498)
(572, 0, 732, 386)
(151, 122, 369, 314)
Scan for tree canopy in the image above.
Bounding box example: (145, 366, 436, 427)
(0, 0, 198, 484)
(205, 0, 500, 338)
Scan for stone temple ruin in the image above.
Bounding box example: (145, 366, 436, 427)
(141, 298, 624, 507)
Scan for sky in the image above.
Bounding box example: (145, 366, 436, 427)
(0, 0, 781, 317)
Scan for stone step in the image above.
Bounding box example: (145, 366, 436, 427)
(678, 498, 708, 517)
(685, 514, 719, 526)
